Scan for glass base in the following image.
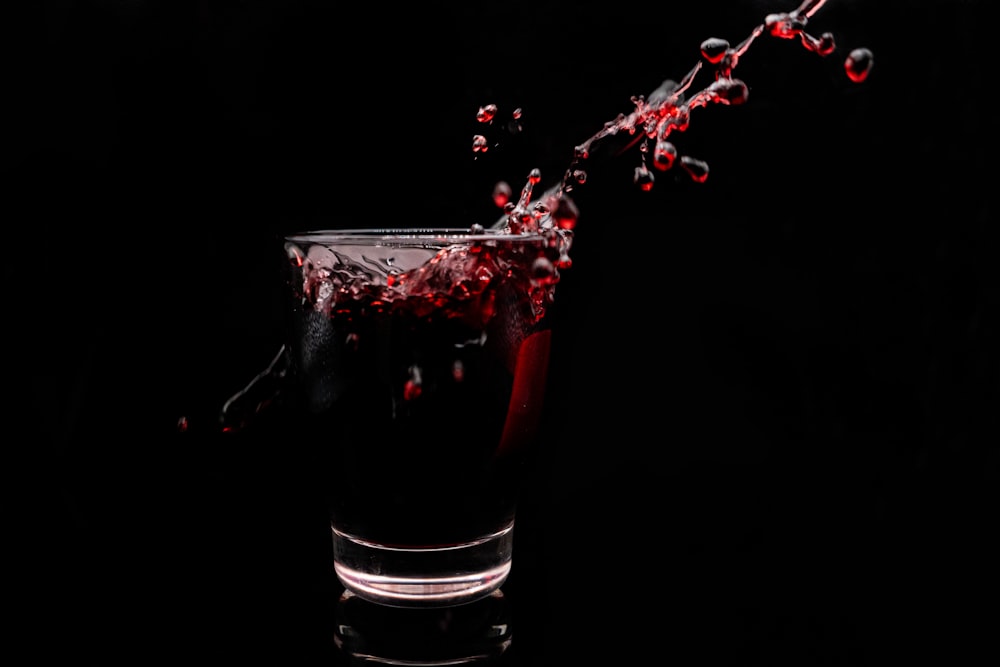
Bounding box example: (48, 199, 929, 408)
(332, 522, 514, 608)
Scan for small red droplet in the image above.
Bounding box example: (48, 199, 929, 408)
(403, 380, 422, 401)
(844, 47, 874, 83)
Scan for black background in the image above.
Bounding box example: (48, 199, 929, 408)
(7, 1, 997, 664)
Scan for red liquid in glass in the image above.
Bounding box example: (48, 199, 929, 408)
(283, 232, 566, 548)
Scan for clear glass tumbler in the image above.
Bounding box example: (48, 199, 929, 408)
(281, 227, 571, 607)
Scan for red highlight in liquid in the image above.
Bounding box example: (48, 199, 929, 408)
(497, 329, 552, 458)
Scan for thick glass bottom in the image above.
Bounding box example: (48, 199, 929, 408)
(332, 522, 514, 608)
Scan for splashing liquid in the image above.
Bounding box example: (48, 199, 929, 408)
(197, 0, 871, 435)
(483, 0, 873, 235)
(282, 230, 563, 546)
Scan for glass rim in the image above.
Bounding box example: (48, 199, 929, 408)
(284, 228, 553, 245)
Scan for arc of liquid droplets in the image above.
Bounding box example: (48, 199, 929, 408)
(490, 0, 873, 234)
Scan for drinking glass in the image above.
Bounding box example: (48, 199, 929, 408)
(281, 226, 571, 607)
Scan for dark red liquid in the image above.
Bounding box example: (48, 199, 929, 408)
(282, 232, 564, 547)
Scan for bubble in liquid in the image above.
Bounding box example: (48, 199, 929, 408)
(312, 275, 335, 314)
(844, 47, 874, 83)
(531, 256, 556, 286)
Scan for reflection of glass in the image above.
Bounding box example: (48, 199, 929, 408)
(282, 228, 570, 608)
(333, 589, 512, 664)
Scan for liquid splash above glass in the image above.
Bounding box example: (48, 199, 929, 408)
(191, 0, 872, 435)
(481, 0, 872, 236)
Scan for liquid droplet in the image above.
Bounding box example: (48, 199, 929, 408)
(680, 156, 709, 183)
(404, 365, 423, 401)
(634, 164, 655, 191)
(844, 47, 874, 83)
(477, 104, 498, 123)
(492, 181, 512, 208)
(653, 141, 678, 171)
(816, 32, 836, 56)
(550, 194, 579, 230)
(709, 78, 749, 106)
(700, 37, 730, 64)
